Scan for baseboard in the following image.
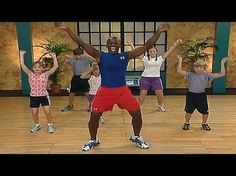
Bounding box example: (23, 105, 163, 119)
(0, 88, 236, 97)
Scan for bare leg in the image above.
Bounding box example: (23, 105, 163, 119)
(128, 109, 149, 149)
(42, 106, 53, 124)
(182, 112, 192, 130)
(154, 89, 164, 107)
(84, 92, 90, 110)
(201, 114, 209, 123)
(138, 90, 148, 107)
(128, 110, 142, 136)
(68, 92, 75, 106)
(88, 112, 103, 140)
(185, 113, 192, 123)
(31, 108, 39, 124)
(201, 113, 211, 130)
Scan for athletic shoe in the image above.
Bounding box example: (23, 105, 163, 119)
(182, 123, 190, 130)
(158, 106, 166, 112)
(30, 124, 41, 133)
(129, 135, 149, 149)
(48, 124, 56, 133)
(61, 105, 73, 112)
(82, 139, 100, 151)
(99, 117, 105, 124)
(201, 123, 211, 131)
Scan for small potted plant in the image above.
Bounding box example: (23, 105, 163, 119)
(177, 36, 217, 70)
(34, 39, 72, 93)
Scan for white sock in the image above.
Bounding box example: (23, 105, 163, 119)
(48, 123, 53, 126)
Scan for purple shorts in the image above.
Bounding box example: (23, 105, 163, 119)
(88, 94, 95, 103)
(139, 77, 163, 91)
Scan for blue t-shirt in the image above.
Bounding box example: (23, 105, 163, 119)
(99, 52, 129, 87)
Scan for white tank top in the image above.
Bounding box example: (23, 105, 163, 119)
(141, 55, 164, 77)
(88, 75, 101, 95)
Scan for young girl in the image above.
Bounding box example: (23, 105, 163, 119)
(177, 55, 228, 131)
(19, 50, 58, 133)
(81, 62, 104, 123)
(128, 39, 182, 112)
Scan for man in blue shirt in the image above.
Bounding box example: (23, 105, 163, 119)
(56, 22, 170, 151)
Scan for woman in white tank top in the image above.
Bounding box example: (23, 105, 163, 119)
(128, 39, 182, 112)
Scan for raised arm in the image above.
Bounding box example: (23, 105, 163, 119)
(127, 40, 135, 51)
(45, 53, 58, 76)
(128, 23, 170, 59)
(177, 55, 187, 76)
(83, 51, 97, 62)
(55, 22, 100, 62)
(19, 50, 32, 76)
(126, 40, 142, 60)
(212, 57, 228, 78)
(161, 39, 182, 59)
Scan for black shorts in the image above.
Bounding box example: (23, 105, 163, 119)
(184, 91, 209, 114)
(30, 96, 51, 108)
(69, 75, 89, 93)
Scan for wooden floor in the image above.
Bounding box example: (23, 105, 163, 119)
(0, 95, 236, 154)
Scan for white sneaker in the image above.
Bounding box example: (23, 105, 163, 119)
(140, 106, 143, 112)
(158, 106, 166, 112)
(48, 125, 56, 133)
(129, 135, 149, 149)
(82, 139, 100, 151)
(30, 124, 41, 133)
(99, 117, 104, 124)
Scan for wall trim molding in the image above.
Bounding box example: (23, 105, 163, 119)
(1, 88, 236, 97)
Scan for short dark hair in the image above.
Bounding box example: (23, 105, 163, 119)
(73, 48, 84, 55)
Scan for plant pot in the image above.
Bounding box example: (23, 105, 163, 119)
(50, 84, 61, 94)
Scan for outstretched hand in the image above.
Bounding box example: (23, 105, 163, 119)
(55, 22, 67, 29)
(174, 39, 183, 47)
(49, 52, 56, 58)
(126, 40, 133, 46)
(20, 50, 26, 55)
(177, 55, 182, 61)
(221, 57, 228, 64)
(159, 23, 171, 32)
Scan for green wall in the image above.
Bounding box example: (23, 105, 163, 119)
(213, 22, 231, 93)
(16, 22, 33, 95)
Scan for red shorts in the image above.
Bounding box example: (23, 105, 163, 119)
(91, 86, 140, 112)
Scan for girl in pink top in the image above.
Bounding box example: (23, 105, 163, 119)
(19, 50, 58, 134)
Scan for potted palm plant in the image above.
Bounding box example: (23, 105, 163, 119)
(177, 36, 217, 70)
(34, 39, 72, 93)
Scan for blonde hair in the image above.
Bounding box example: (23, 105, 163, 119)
(193, 59, 207, 69)
(93, 63, 99, 69)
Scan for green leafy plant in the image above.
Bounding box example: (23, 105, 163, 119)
(34, 39, 72, 85)
(177, 36, 217, 64)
